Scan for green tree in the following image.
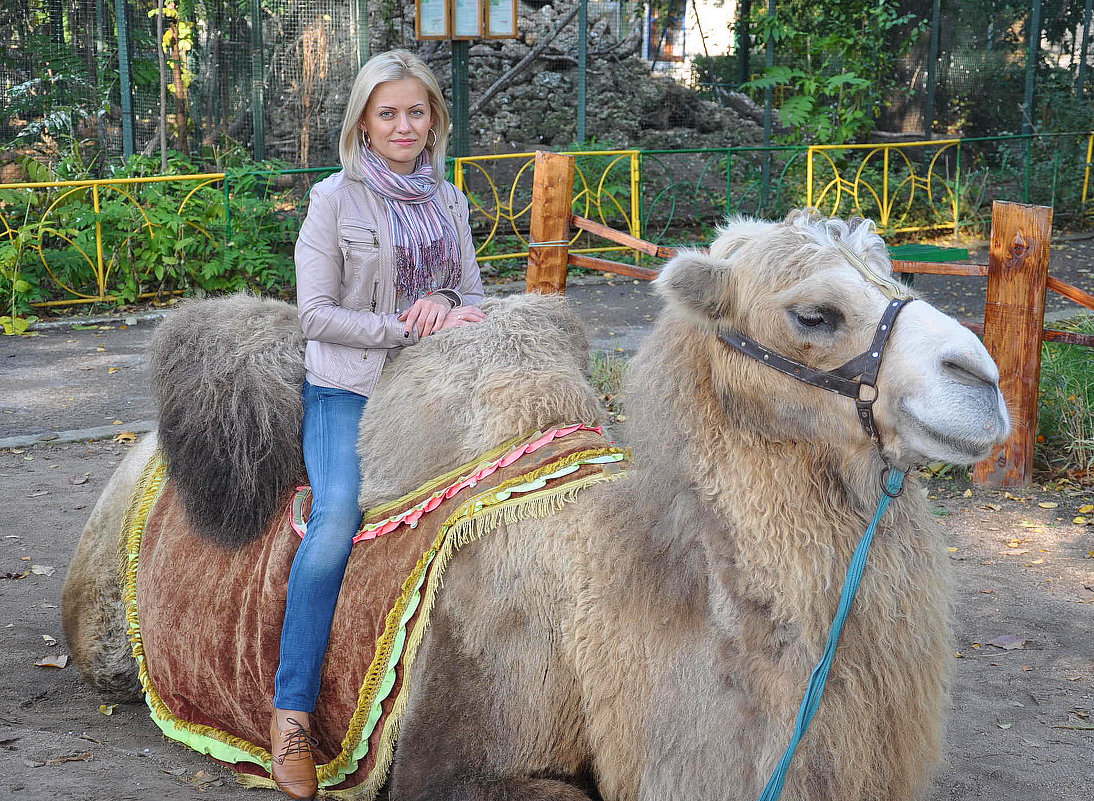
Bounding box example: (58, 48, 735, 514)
(744, 0, 924, 143)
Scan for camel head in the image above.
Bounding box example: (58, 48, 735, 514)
(655, 210, 1009, 468)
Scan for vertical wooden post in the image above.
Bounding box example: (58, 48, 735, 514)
(973, 201, 1053, 487)
(526, 151, 575, 294)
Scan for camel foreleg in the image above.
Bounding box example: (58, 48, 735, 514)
(389, 567, 595, 801)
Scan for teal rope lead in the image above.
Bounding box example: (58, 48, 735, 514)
(756, 467, 907, 801)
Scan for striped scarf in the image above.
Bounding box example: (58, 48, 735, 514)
(359, 147, 461, 303)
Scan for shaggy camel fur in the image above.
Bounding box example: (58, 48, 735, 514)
(148, 294, 305, 546)
(63, 211, 1009, 801)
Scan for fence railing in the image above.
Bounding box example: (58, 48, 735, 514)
(2, 133, 1092, 311)
(452, 150, 640, 266)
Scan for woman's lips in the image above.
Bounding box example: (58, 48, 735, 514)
(392, 139, 417, 146)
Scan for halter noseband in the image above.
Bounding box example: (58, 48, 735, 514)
(717, 297, 913, 458)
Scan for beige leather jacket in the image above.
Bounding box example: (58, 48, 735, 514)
(295, 170, 484, 397)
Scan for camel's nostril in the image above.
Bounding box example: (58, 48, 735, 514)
(941, 357, 994, 388)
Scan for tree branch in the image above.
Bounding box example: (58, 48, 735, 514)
(469, 4, 581, 117)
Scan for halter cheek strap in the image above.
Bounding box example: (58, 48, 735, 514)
(717, 298, 914, 451)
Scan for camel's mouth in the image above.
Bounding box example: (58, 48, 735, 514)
(898, 403, 1002, 463)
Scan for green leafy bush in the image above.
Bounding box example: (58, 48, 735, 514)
(0, 147, 303, 323)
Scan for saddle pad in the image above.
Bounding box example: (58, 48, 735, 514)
(122, 426, 628, 799)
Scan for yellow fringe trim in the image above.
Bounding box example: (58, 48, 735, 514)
(360, 429, 537, 522)
(121, 441, 630, 799)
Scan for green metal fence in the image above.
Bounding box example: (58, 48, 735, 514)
(1, 134, 1092, 316)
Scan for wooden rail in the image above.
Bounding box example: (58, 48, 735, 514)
(526, 152, 1092, 487)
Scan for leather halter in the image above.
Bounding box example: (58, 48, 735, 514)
(717, 297, 914, 454)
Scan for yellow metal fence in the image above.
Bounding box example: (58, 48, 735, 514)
(0, 172, 226, 308)
(452, 149, 640, 263)
(2, 135, 1093, 310)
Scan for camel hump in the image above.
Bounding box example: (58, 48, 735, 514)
(357, 293, 607, 509)
(149, 293, 306, 547)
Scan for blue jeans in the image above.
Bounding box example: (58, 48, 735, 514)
(273, 379, 368, 712)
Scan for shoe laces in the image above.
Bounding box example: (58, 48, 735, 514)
(275, 717, 318, 762)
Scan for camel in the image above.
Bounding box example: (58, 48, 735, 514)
(62, 210, 1009, 801)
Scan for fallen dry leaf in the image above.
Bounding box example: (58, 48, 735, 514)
(35, 654, 68, 668)
(1075, 516, 1090, 525)
(113, 431, 138, 444)
(29, 565, 55, 577)
(1037, 502, 1058, 509)
(45, 751, 92, 765)
(963, 489, 973, 497)
(988, 634, 1027, 650)
(1079, 504, 1094, 514)
(107, 366, 120, 374)
(41, 635, 56, 646)
(68, 474, 88, 485)
(98, 704, 117, 716)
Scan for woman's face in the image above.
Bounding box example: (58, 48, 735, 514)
(359, 78, 433, 175)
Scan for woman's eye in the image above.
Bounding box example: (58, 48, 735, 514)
(379, 111, 393, 119)
(411, 109, 424, 116)
(795, 312, 826, 327)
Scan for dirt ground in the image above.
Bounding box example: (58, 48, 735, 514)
(1, 239, 1093, 799)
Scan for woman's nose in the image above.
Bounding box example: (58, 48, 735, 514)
(396, 114, 411, 131)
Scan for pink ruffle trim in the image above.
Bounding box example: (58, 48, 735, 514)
(291, 424, 604, 542)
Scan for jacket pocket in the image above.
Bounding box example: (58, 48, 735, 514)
(339, 221, 379, 253)
(338, 221, 381, 310)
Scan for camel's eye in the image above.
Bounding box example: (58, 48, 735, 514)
(790, 306, 842, 332)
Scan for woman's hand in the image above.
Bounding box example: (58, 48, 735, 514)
(399, 296, 453, 338)
(438, 306, 487, 330)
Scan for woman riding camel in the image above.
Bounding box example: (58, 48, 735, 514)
(271, 49, 485, 799)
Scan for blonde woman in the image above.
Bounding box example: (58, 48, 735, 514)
(271, 49, 485, 800)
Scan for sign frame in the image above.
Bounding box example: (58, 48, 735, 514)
(416, 0, 450, 40)
(484, 0, 518, 39)
(451, 0, 484, 39)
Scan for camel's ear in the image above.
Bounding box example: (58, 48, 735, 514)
(655, 249, 737, 330)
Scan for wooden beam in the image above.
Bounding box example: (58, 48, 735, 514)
(973, 201, 1053, 488)
(568, 253, 660, 281)
(963, 321, 1094, 348)
(1042, 328, 1094, 347)
(526, 151, 575, 294)
(1047, 275, 1094, 312)
(570, 214, 678, 259)
(892, 260, 988, 277)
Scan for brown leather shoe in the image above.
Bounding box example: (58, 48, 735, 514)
(269, 715, 318, 800)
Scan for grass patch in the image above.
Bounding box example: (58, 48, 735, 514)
(590, 351, 627, 422)
(1037, 314, 1094, 481)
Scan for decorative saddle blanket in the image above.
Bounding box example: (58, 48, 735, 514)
(121, 426, 628, 799)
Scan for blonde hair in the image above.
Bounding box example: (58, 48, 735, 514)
(339, 49, 450, 179)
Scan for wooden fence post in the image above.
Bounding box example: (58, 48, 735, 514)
(526, 151, 575, 294)
(972, 201, 1053, 487)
